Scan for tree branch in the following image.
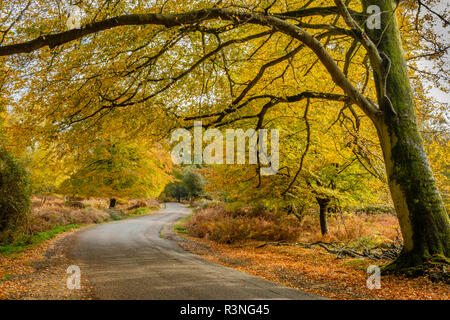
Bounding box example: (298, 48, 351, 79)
(0, 7, 379, 120)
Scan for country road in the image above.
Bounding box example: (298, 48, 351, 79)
(71, 202, 324, 300)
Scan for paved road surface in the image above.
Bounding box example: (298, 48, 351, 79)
(71, 202, 324, 300)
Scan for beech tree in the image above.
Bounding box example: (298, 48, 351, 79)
(0, 0, 448, 270)
(59, 140, 172, 202)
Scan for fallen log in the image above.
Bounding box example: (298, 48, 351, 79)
(255, 240, 403, 261)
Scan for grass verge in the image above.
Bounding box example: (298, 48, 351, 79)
(174, 213, 192, 235)
(0, 224, 83, 255)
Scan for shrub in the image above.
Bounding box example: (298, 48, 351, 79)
(184, 204, 401, 247)
(116, 198, 130, 205)
(29, 205, 110, 232)
(127, 200, 147, 210)
(104, 209, 123, 221)
(128, 198, 160, 209)
(297, 210, 401, 245)
(64, 200, 85, 209)
(194, 199, 221, 210)
(109, 212, 122, 221)
(129, 207, 151, 216)
(0, 148, 31, 242)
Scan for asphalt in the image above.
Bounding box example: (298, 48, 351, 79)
(71, 202, 325, 300)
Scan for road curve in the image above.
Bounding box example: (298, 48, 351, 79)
(71, 202, 324, 300)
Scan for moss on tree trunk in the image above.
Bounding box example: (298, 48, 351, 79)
(362, 0, 449, 271)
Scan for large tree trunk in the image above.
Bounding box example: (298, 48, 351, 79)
(316, 197, 330, 236)
(362, 0, 449, 269)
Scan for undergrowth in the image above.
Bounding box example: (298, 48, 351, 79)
(0, 224, 82, 255)
(183, 204, 401, 246)
(174, 213, 192, 235)
(0, 197, 160, 255)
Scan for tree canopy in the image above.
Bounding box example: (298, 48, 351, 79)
(59, 140, 172, 199)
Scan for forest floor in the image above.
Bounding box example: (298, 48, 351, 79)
(0, 227, 95, 300)
(2, 200, 448, 300)
(177, 235, 449, 300)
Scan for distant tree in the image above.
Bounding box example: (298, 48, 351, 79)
(182, 168, 206, 199)
(59, 141, 172, 206)
(164, 182, 189, 202)
(28, 147, 71, 199)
